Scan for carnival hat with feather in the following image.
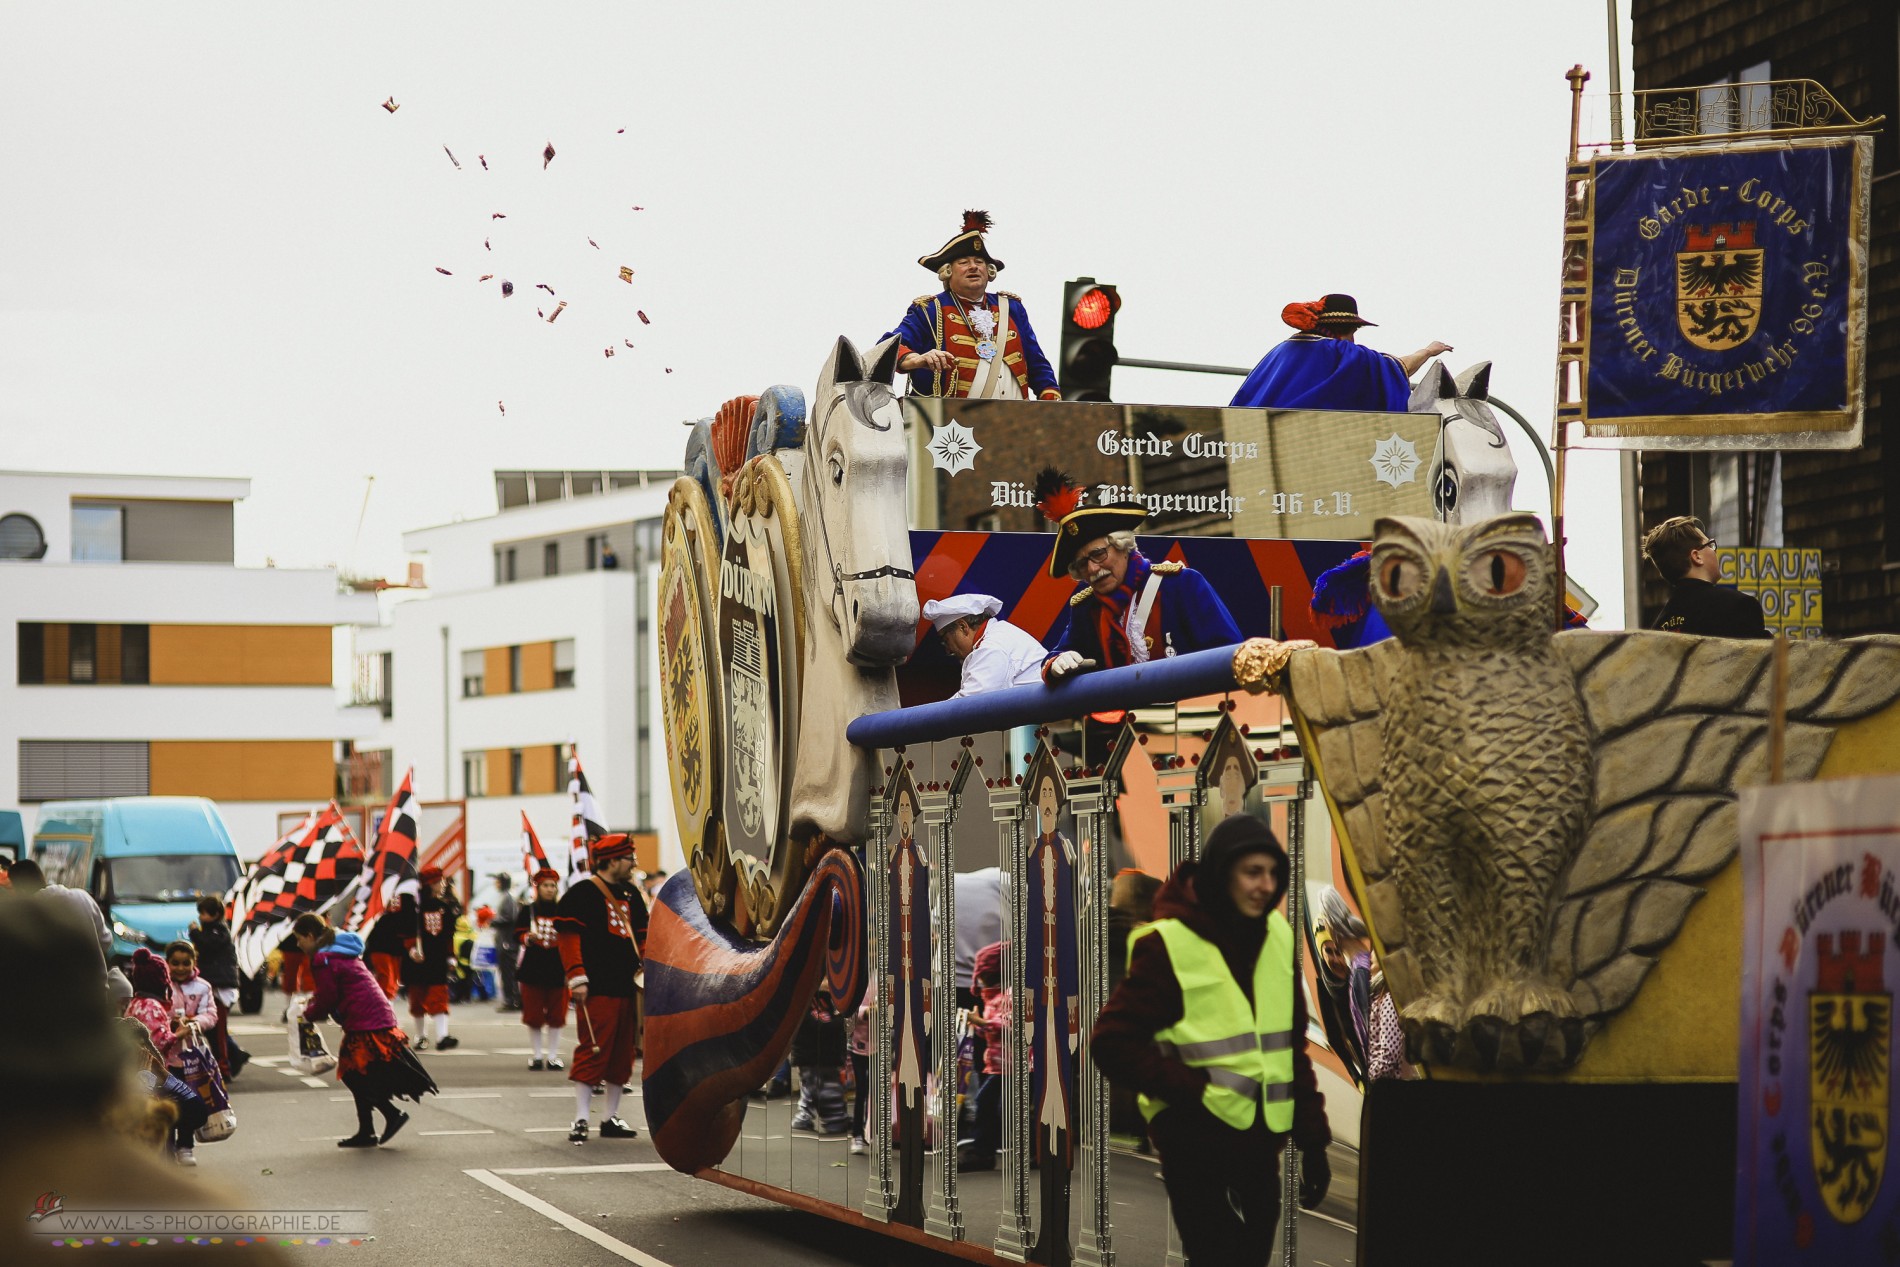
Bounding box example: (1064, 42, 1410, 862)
(920, 210, 1005, 274)
(1036, 467, 1148, 578)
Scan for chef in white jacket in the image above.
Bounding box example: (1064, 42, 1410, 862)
(924, 593, 1047, 698)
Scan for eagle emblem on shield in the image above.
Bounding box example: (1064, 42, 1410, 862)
(1676, 221, 1763, 351)
(1809, 930, 1890, 1224)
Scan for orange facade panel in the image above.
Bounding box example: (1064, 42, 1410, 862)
(483, 646, 512, 696)
(519, 743, 561, 795)
(148, 740, 333, 801)
(96, 624, 123, 684)
(149, 625, 332, 686)
(485, 748, 512, 797)
(43, 623, 69, 682)
(519, 641, 555, 693)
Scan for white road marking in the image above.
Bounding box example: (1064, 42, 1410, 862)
(420, 1129, 496, 1136)
(523, 1127, 578, 1133)
(464, 1169, 676, 1267)
(434, 1092, 503, 1099)
(490, 1162, 676, 1175)
(528, 1091, 576, 1098)
(277, 1068, 306, 1078)
(300, 1076, 330, 1088)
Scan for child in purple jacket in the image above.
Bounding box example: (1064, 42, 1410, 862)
(293, 913, 438, 1147)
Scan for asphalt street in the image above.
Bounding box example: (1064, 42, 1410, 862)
(190, 1001, 1358, 1265)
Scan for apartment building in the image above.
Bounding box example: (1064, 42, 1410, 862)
(349, 469, 681, 877)
(0, 470, 380, 854)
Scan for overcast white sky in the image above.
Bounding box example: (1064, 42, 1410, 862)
(1, 2, 1638, 625)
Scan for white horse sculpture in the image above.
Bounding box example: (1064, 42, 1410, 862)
(787, 335, 918, 847)
(1415, 360, 1519, 524)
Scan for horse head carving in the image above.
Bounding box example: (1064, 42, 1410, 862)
(1414, 360, 1517, 524)
(804, 336, 917, 667)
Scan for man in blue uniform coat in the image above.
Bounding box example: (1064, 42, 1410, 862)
(885, 211, 1060, 400)
(1034, 473, 1243, 682)
(1230, 293, 1451, 412)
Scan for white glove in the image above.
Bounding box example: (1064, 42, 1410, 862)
(1047, 651, 1086, 679)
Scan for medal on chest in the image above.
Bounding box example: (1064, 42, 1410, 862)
(530, 913, 558, 945)
(424, 910, 444, 936)
(962, 301, 998, 362)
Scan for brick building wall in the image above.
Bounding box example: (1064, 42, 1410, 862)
(1630, 0, 1900, 633)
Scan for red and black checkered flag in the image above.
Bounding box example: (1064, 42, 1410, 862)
(521, 811, 555, 889)
(355, 766, 422, 930)
(231, 804, 365, 977)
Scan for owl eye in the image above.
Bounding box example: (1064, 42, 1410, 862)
(1374, 555, 1423, 603)
(1468, 549, 1528, 597)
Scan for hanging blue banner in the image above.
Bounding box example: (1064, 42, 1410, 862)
(1583, 137, 1869, 445)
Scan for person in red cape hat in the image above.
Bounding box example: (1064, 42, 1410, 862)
(1230, 293, 1451, 412)
(401, 866, 461, 1050)
(555, 834, 649, 1143)
(514, 867, 570, 1071)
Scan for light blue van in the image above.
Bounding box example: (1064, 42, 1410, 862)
(31, 797, 242, 959)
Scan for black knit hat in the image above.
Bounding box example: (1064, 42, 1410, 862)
(1200, 814, 1287, 901)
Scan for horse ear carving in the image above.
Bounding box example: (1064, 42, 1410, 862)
(1454, 361, 1492, 401)
(1430, 361, 1460, 401)
(864, 336, 901, 387)
(829, 336, 865, 386)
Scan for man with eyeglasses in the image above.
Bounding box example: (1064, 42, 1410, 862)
(1641, 515, 1769, 639)
(1035, 471, 1242, 682)
(922, 593, 1048, 698)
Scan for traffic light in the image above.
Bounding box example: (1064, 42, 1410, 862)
(1058, 277, 1121, 402)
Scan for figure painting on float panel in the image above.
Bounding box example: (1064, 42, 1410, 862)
(1021, 746, 1079, 1267)
(883, 765, 930, 1227)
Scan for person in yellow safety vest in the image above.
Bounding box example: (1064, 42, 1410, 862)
(1091, 815, 1331, 1267)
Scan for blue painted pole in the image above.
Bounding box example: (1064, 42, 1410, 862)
(844, 643, 1248, 749)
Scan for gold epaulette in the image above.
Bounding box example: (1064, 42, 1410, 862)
(914, 294, 937, 307)
(1069, 587, 1093, 607)
(1151, 560, 1185, 574)
(995, 290, 1021, 300)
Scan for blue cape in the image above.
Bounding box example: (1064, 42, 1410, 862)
(1230, 334, 1410, 412)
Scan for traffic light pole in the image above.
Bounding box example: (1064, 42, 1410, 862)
(1114, 356, 1249, 376)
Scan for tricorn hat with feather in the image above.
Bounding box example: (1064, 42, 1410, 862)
(1035, 467, 1148, 578)
(920, 209, 1005, 274)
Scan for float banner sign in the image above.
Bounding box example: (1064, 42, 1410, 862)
(1584, 136, 1869, 447)
(1718, 547, 1824, 639)
(1736, 774, 1900, 1264)
(904, 396, 1433, 540)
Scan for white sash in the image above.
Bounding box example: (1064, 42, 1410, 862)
(1126, 571, 1164, 664)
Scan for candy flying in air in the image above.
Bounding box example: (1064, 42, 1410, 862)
(381, 97, 399, 113)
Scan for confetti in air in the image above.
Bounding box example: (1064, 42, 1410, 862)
(630, 206, 644, 211)
(588, 238, 599, 249)
(500, 280, 514, 297)
(637, 310, 650, 325)
(492, 212, 507, 220)
(624, 339, 635, 348)
(443, 145, 461, 170)
(484, 239, 491, 251)
(536, 283, 555, 295)
(665, 367, 673, 374)
(618, 266, 633, 283)
(381, 96, 399, 113)
(547, 301, 568, 323)
(435, 267, 453, 276)
(604, 347, 615, 358)
(479, 155, 488, 170)
(498, 401, 506, 415)
(542, 141, 556, 169)
(478, 274, 493, 282)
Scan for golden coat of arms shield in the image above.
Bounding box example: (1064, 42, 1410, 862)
(1809, 929, 1890, 1224)
(1675, 220, 1764, 351)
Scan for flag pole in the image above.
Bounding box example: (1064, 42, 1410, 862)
(1555, 64, 1590, 631)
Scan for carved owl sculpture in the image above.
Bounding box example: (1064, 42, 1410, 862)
(1274, 513, 1900, 1074)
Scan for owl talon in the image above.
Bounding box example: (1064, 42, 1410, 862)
(1465, 977, 1577, 1026)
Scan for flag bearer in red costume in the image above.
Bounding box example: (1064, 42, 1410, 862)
(515, 867, 568, 1071)
(557, 834, 649, 1143)
(886, 211, 1061, 400)
(400, 866, 460, 1051)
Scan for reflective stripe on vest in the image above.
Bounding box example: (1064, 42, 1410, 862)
(1129, 913, 1296, 1132)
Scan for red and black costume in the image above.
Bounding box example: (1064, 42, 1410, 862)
(556, 860, 649, 1088)
(516, 890, 570, 1030)
(399, 884, 459, 1018)
(363, 901, 407, 999)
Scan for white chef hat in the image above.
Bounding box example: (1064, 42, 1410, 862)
(922, 593, 1004, 631)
